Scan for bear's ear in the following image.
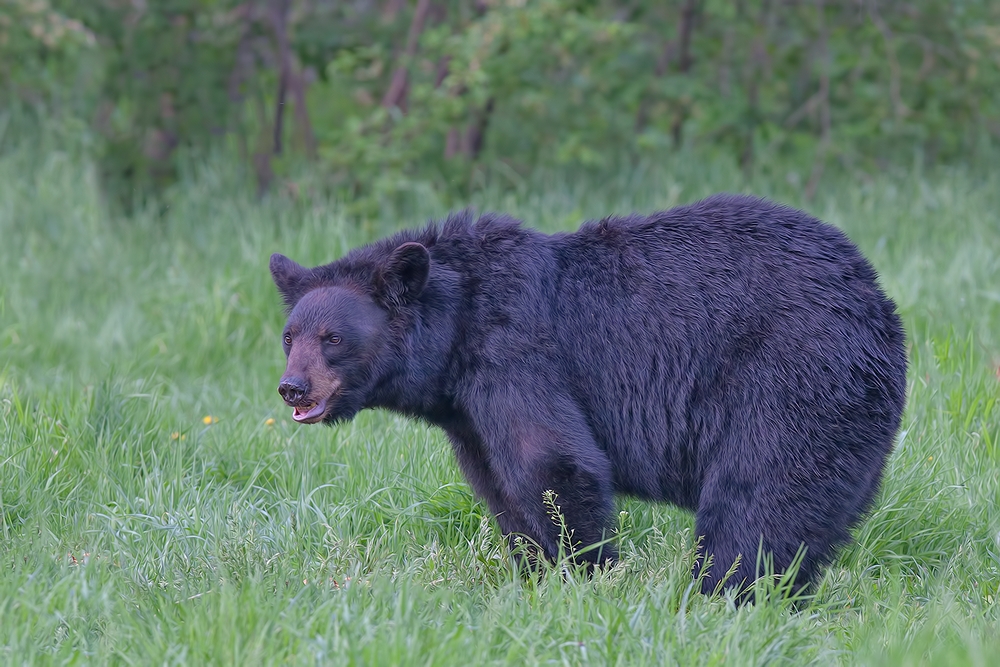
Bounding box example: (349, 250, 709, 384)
(270, 253, 310, 309)
(376, 242, 430, 309)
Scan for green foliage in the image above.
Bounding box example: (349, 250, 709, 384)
(0, 0, 98, 114)
(2, 132, 1000, 663)
(317, 0, 650, 210)
(80, 0, 246, 192)
(314, 0, 1000, 205)
(2, 0, 1000, 207)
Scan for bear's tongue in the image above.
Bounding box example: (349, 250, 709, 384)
(292, 398, 327, 423)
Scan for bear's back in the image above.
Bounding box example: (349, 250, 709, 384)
(543, 195, 906, 504)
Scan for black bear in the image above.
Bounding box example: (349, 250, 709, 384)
(269, 194, 907, 596)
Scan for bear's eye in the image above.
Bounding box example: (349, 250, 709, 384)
(328, 335, 342, 345)
(283, 333, 292, 346)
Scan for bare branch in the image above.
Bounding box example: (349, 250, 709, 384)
(381, 0, 406, 23)
(784, 90, 823, 129)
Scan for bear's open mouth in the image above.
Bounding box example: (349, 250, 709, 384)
(292, 398, 328, 423)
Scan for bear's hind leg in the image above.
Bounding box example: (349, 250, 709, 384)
(693, 468, 850, 599)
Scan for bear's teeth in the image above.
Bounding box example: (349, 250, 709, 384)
(291, 398, 327, 423)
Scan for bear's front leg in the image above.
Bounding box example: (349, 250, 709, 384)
(458, 384, 618, 571)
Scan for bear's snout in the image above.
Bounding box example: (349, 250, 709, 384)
(278, 377, 310, 406)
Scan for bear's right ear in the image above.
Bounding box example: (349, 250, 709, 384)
(270, 253, 309, 309)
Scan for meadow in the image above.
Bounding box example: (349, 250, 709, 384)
(1, 132, 999, 665)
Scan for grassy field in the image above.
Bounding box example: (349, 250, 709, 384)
(1, 133, 999, 665)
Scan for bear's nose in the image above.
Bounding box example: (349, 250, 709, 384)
(278, 377, 309, 405)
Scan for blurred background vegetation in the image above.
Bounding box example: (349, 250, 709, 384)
(2, 0, 999, 212)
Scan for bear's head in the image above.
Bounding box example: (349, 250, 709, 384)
(269, 242, 429, 424)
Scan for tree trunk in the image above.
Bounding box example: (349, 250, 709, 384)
(670, 0, 699, 147)
(635, 0, 699, 140)
(381, 0, 433, 112)
(464, 97, 495, 160)
(270, 0, 316, 158)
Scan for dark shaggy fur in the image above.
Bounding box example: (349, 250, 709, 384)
(270, 194, 908, 596)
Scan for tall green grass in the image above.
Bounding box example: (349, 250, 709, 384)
(1, 135, 999, 664)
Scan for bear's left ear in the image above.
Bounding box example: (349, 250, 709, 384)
(270, 253, 310, 309)
(376, 242, 430, 309)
